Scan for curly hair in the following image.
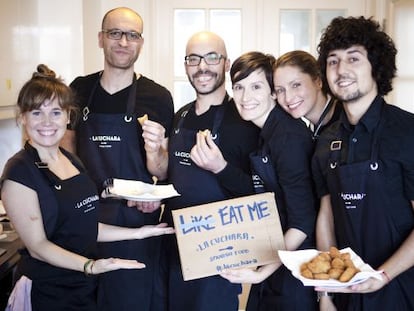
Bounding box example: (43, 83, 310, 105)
(317, 16, 397, 96)
(230, 51, 276, 91)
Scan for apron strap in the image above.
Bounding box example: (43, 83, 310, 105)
(174, 102, 195, 134)
(83, 72, 102, 121)
(24, 142, 61, 190)
(210, 95, 228, 139)
(313, 97, 335, 140)
(125, 74, 138, 118)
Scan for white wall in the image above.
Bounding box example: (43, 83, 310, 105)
(0, 119, 22, 174)
(390, 0, 414, 112)
(0, 0, 84, 173)
(0, 0, 83, 118)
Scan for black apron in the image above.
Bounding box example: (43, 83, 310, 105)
(164, 99, 241, 311)
(78, 76, 152, 196)
(250, 141, 277, 195)
(23, 143, 98, 311)
(246, 141, 317, 311)
(327, 116, 414, 310)
(77, 76, 159, 311)
(166, 101, 227, 214)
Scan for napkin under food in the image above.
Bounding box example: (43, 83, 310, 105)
(102, 178, 180, 202)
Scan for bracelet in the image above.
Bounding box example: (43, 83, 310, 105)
(90, 260, 95, 275)
(382, 270, 391, 283)
(83, 259, 94, 276)
(317, 291, 333, 302)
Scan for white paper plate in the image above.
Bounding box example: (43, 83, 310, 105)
(278, 247, 383, 288)
(102, 178, 180, 202)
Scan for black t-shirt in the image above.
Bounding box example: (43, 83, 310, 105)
(69, 72, 174, 135)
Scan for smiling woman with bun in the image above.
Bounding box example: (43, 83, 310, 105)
(0, 64, 173, 311)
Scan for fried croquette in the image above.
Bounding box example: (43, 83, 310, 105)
(339, 267, 360, 282)
(328, 268, 344, 280)
(301, 269, 314, 279)
(313, 273, 329, 280)
(318, 252, 331, 261)
(329, 246, 341, 258)
(331, 257, 345, 269)
(344, 259, 356, 269)
(307, 259, 331, 274)
(313, 273, 330, 280)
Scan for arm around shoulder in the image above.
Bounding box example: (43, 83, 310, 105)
(316, 195, 336, 251)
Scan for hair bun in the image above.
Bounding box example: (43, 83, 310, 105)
(33, 64, 56, 79)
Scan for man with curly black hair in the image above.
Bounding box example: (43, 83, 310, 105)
(312, 16, 414, 310)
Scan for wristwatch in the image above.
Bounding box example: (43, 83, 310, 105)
(317, 291, 333, 302)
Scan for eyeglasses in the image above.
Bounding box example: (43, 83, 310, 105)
(184, 52, 226, 66)
(102, 29, 142, 42)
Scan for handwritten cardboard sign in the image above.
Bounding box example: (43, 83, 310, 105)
(172, 192, 285, 281)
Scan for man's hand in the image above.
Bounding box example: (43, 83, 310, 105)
(140, 118, 168, 180)
(141, 119, 166, 155)
(190, 130, 227, 174)
(127, 200, 162, 213)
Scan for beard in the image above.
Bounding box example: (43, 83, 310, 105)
(336, 90, 364, 103)
(188, 69, 226, 95)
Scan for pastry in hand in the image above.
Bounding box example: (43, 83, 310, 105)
(199, 129, 210, 137)
(137, 114, 148, 126)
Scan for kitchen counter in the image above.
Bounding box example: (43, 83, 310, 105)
(0, 231, 22, 280)
(0, 229, 23, 309)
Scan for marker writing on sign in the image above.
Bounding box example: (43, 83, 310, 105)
(178, 200, 271, 235)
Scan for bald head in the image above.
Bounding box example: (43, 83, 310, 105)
(186, 31, 227, 58)
(101, 7, 143, 33)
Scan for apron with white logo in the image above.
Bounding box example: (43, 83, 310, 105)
(326, 113, 414, 310)
(166, 101, 226, 214)
(23, 143, 98, 311)
(77, 77, 158, 311)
